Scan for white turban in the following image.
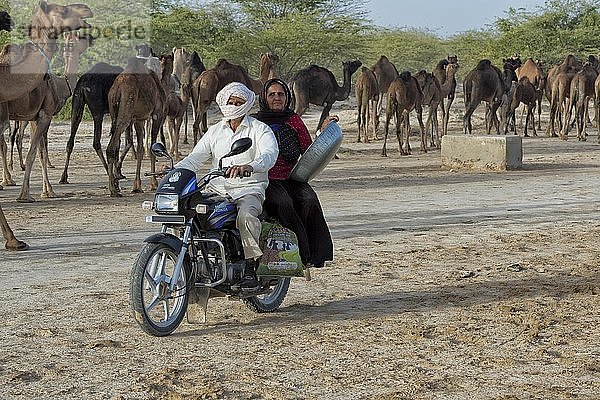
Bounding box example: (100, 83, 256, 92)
(215, 82, 256, 120)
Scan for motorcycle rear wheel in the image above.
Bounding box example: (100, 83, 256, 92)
(243, 277, 290, 313)
(130, 242, 191, 336)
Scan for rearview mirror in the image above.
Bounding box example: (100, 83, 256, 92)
(150, 142, 170, 158)
(219, 138, 252, 169)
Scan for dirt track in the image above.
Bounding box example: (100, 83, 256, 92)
(0, 97, 599, 399)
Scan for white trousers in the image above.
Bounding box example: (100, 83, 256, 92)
(235, 193, 263, 260)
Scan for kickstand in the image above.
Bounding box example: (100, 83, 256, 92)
(186, 286, 211, 324)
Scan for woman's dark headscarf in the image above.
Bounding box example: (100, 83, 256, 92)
(254, 78, 294, 126)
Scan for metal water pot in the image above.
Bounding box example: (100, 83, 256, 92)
(289, 122, 343, 183)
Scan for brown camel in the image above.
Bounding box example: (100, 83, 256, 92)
(432, 55, 459, 137)
(355, 66, 379, 143)
(500, 77, 538, 136)
(9, 31, 93, 172)
(192, 53, 279, 140)
(371, 55, 399, 122)
(172, 47, 190, 82)
(415, 62, 459, 148)
(0, 2, 91, 101)
(547, 70, 579, 138)
(463, 59, 505, 134)
(0, 1, 92, 250)
(290, 59, 362, 131)
(516, 58, 545, 130)
(562, 63, 598, 141)
(159, 52, 186, 158)
(106, 57, 166, 197)
(381, 71, 426, 157)
(1, 30, 92, 202)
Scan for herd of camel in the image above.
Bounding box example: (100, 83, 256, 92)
(0, 2, 599, 251)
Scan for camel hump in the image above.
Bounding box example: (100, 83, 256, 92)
(215, 58, 234, 69)
(125, 57, 148, 73)
(476, 59, 492, 70)
(399, 71, 411, 82)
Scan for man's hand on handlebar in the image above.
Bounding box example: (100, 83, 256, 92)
(226, 164, 253, 178)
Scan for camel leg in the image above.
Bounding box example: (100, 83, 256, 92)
(443, 98, 454, 136)
(317, 103, 332, 133)
(381, 106, 393, 157)
(131, 120, 145, 194)
(39, 132, 56, 198)
(17, 118, 47, 203)
(416, 107, 427, 153)
(463, 103, 477, 135)
(116, 125, 133, 181)
(148, 115, 164, 191)
(0, 110, 15, 186)
(0, 203, 28, 250)
(174, 116, 183, 159)
(397, 110, 408, 156)
(8, 121, 17, 171)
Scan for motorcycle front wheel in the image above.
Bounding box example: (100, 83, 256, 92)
(243, 277, 290, 313)
(130, 242, 191, 336)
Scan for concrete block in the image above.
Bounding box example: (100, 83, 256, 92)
(441, 135, 522, 171)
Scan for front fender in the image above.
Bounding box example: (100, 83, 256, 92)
(144, 232, 183, 252)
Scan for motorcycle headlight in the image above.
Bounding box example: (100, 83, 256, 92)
(154, 194, 179, 213)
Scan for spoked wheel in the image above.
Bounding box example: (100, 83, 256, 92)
(130, 242, 191, 336)
(243, 277, 290, 313)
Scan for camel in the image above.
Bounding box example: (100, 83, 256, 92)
(159, 52, 185, 158)
(562, 63, 598, 141)
(595, 73, 600, 143)
(0, 1, 92, 250)
(192, 53, 279, 140)
(106, 57, 166, 197)
(172, 47, 191, 82)
(180, 51, 205, 144)
(0, 11, 13, 31)
(499, 77, 538, 136)
(355, 66, 379, 143)
(59, 62, 124, 184)
(9, 31, 93, 172)
(371, 55, 399, 123)
(415, 62, 459, 148)
(290, 59, 362, 131)
(1, 29, 93, 202)
(381, 71, 426, 157)
(0, 2, 92, 101)
(516, 58, 545, 130)
(462, 59, 505, 135)
(432, 55, 459, 137)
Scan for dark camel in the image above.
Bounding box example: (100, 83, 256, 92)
(371, 55, 399, 123)
(595, 73, 600, 142)
(106, 57, 166, 197)
(159, 52, 186, 158)
(0, 1, 92, 250)
(432, 55, 459, 137)
(290, 59, 362, 131)
(355, 66, 379, 143)
(463, 59, 505, 134)
(499, 77, 538, 136)
(59, 62, 124, 184)
(180, 51, 205, 144)
(0, 11, 13, 31)
(381, 71, 426, 157)
(192, 53, 279, 140)
(562, 63, 598, 141)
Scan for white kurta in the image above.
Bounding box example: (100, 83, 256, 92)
(175, 115, 279, 200)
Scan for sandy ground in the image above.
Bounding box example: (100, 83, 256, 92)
(0, 91, 599, 400)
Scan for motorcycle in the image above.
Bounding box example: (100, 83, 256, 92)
(130, 138, 302, 336)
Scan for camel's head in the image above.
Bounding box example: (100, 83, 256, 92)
(0, 11, 14, 32)
(29, 2, 92, 40)
(343, 60, 362, 75)
(160, 52, 174, 73)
